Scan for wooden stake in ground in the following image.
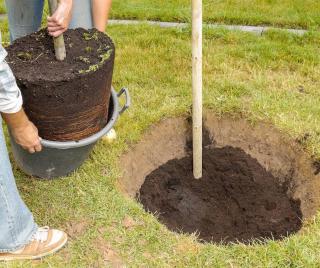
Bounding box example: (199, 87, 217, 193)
(192, 0, 203, 179)
(48, 0, 66, 61)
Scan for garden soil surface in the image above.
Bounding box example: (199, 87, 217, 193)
(139, 146, 302, 244)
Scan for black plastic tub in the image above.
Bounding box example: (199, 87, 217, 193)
(10, 87, 130, 179)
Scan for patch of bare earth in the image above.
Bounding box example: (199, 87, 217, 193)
(94, 237, 126, 268)
(65, 220, 91, 239)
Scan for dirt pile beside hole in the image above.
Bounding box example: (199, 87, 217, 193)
(139, 146, 302, 244)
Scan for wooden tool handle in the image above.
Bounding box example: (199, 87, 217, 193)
(192, 0, 203, 179)
(48, 0, 66, 61)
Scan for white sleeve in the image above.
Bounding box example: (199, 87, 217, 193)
(0, 45, 23, 114)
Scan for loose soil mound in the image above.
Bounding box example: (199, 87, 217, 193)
(139, 146, 302, 243)
(6, 28, 115, 141)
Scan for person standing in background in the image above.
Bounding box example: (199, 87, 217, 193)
(6, 0, 113, 40)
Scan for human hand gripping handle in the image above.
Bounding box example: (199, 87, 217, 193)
(1, 110, 42, 154)
(47, 0, 72, 60)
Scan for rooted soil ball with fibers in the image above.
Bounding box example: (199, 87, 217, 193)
(6, 28, 115, 141)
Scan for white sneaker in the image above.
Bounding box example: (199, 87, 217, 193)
(102, 128, 117, 143)
(0, 226, 68, 261)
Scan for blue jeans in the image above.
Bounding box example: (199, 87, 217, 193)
(0, 120, 38, 252)
(5, 0, 93, 41)
(0, 0, 93, 252)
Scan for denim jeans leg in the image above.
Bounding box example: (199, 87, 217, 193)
(6, 0, 93, 41)
(5, 0, 44, 42)
(69, 0, 93, 29)
(0, 121, 38, 252)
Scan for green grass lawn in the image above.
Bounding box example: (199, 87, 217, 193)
(0, 0, 320, 29)
(110, 0, 320, 29)
(1, 19, 320, 267)
(0, 1, 5, 14)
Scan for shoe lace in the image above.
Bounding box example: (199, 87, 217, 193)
(30, 226, 49, 243)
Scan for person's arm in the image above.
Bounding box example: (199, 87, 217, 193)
(47, 0, 73, 37)
(0, 46, 41, 153)
(1, 110, 42, 153)
(92, 0, 112, 32)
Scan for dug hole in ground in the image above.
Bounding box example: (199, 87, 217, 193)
(119, 111, 320, 244)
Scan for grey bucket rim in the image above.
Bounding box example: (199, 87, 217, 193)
(40, 87, 129, 150)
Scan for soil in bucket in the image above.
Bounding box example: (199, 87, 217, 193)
(138, 146, 302, 244)
(6, 28, 115, 141)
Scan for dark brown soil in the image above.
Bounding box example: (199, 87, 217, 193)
(6, 28, 115, 141)
(138, 146, 302, 244)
